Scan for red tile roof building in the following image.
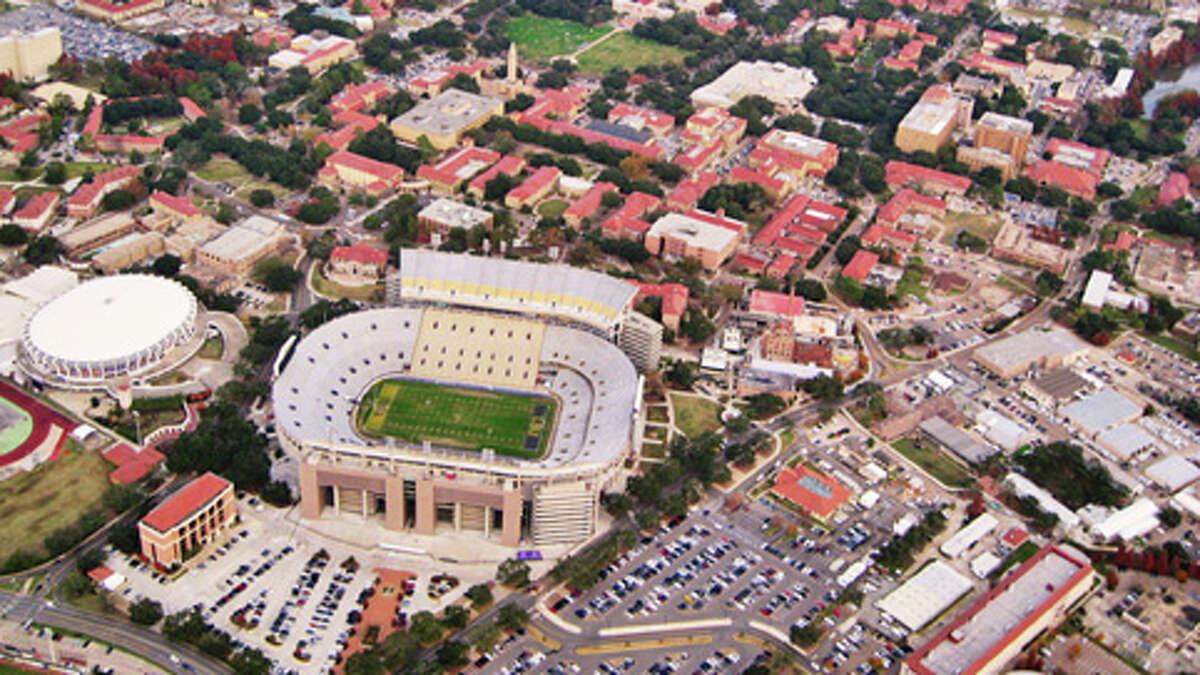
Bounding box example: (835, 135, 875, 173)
(749, 289, 806, 318)
(12, 192, 59, 231)
(0, 187, 15, 215)
(318, 150, 405, 196)
(1044, 138, 1110, 176)
(861, 223, 918, 251)
(563, 182, 618, 227)
(752, 194, 847, 261)
(149, 191, 203, 222)
(94, 134, 166, 154)
(409, 60, 489, 97)
(67, 165, 140, 219)
(630, 281, 688, 332)
(607, 103, 675, 137)
(1023, 159, 1099, 200)
(684, 106, 746, 150)
(665, 172, 719, 211)
(504, 166, 561, 209)
(139, 472, 237, 570)
(101, 443, 165, 484)
(730, 165, 788, 201)
(771, 464, 851, 520)
(329, 81, 395, 115)
(876, 188, 946, 231)
(1158, 172, 1191, 207)
(884, 160, 972, 195)
(417, 145, 500, 193)
(467, 155, 526, 200)
(750, 129, 839, 181)
(766, 253, 796, 279)
(601, 191, 661, 240)
(179, 97, 206, 121)
(842, 249, 880, 281)
(328, 243, 388, 283)
(314, 110, 383, 152)
(78, 0, 165, 22)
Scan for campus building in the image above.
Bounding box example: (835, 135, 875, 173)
(645, 210, 745, 271)
(139, 473, 238, 570)
(690, 61, 818, 113)
(0, 28, 62, 81)
(77, 0, 166, 22)
(390, 89, 503, 151)
(195, 216, 287, 277)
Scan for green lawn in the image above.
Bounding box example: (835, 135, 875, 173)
(195, 159, 251, 183)
(577, 32, 689, 75)
(503, 15, 612, 60)
(990, 540, 1040, 580)
(0, 449, 111, 559)
(891, 438, 975, 489)
(357, 379, 556, 459)
(0, 397, 33, 456)
(669, 393, 722, 439)
(198, 335, 224, 360)
(537, 199, 570, 219)
(1147, 333, 1200, 364)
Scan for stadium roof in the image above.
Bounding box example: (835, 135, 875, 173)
(1062, 389, 1141, 435)
(141, 472, 232, 533)
(876, 560, 974, 632)
(24, 274, 196, 366)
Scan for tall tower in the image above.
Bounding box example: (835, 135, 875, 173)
(506, 41, 518, 83)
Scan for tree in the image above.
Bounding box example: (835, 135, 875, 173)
(793, 278, 827, 302)
(152, 253, 182, 277)
(408, 611, 443, 644)
(249, 189, 275, 208)
(791, 623, 823, 647)
(679, 308, 714, 343)
(102, 189, 137, 211)
(130, 598, 164, 626)
(436, 640, 469, 668)
(43, 162, 67, 185)
(496, 557, 530, 588)
(229, 648, 272, 675)
(1160, 506, 1182, 529)
(76, 547, 107, 573)
(254, 257, 303, 292)
(441, 604, 469, 629)
(23, 236, 63, 265)
(802, 374, 843, 401)
(445, 73, 480, 94)
(216, 202, 237, 225)
(496, 603, 529, 632)
(0, 224, 28, 247)
(464, 583, 493, 609)
(665, 359, 697, 389)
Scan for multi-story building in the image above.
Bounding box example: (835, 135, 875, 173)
(318, 150, 405, 196)
(66, 165, 140, 219)
(11, 192, 59, 232)
(327, 243, 387, 284)
(417, 146, 501, 193)
(194, 216, 287, 277)
(417, 198, 494, 234)
(390, 89, 503, 151)
(690, 61, 818, 113)
(268, 35, 358, 75)
(504, 166, 560, 209)
(957, 112, 1033, 178)
(645, 210, 745, 270)
(0, 28, 61, 80)
(750, 129, 839, 181)
(77, 0, 166, 22)
(138, 472, 237, 571)
(894, 85, 972, 154)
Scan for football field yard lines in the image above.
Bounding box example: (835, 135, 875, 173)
(358, 379, 555, 459)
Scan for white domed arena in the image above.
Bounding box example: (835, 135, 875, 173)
(19, 274, 202, 387)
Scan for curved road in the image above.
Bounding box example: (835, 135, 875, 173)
(0, 591, 228, 675)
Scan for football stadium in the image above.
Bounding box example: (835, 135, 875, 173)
(275, 306, 643, 547)
(18, 274, 203, 389)
(275, 252, 675, 548)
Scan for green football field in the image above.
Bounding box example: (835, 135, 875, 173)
(357, 379, 555, 459)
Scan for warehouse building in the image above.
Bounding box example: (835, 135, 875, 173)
(918, 415, 995, 464)
(973, 325, 1088, 378)
(876, 560, 974, 632)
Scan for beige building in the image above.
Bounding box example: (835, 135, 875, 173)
(390, 89, 503, 151)
(417, 198, 493, 234)
(645, 211, 745, 271)
(139, 473, 237, 571)
(77, 0, 167, 21)
(895, 100, 960, 154)
(0, 28, 62, 81)
(61, 212, 139, 257)
(93, 231, 165, 274)
(195, 216, 287, 276)
(990, 218, 1070, 274)
(690, 61, 818, 114)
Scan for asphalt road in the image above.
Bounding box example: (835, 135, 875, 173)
(0, 591, 228, 675)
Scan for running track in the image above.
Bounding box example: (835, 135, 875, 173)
(0, 378, 76, 468)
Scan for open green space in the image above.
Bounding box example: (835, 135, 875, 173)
(990, 539, 1040, 580)
(537, 199, 570, 219)
(357, 379, 556, 459)
(0, 450, 110, 559)
(312, 266, 384, 302)
(1147, 333, 1200, 364)
(0, 397, 33, 456)
(503, 15, 612, 60)
(195, 159, 252, 183)
(892, 438, 975, 488)
(669, 393, 721, 439)
(577, 31, 689, 75)
(198, 334, 224, 360)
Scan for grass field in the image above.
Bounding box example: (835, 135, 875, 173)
(892, 438, 974, 489)
(537, 199, 569, 219)
(504, 15, 611, 60)
(577, 32, 689, 75)
(0, 449, 110, 559)
(1147, 333, 1200, 364)
(669, 393, 722, 439)
(312, 266, 384, 302)
(358, 379, 555, 459)
(198, 334, 224, 360)
(195, 159, 251, 183)
(0, 397, 32, 456)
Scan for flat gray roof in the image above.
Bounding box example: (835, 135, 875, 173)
(919, 415, 995, 464)
(1031, 367, 1089, 400)
(876, 561, 974, 632)
(1062, 388, 1141, 435)
(392, 89, 501, 137)
(974, 326, 1087, 374)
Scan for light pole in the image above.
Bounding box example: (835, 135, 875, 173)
(132, 410, 142, 447)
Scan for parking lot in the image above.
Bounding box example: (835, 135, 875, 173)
(100, 496, 500, 674)
(0, 5, 155, 63)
